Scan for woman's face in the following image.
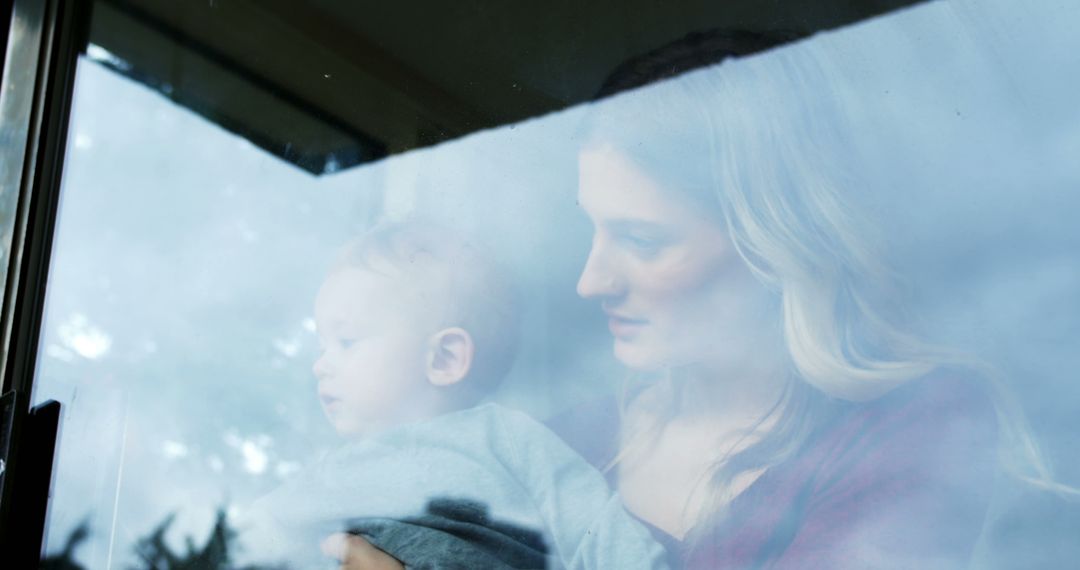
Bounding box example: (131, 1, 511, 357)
(577, 144, 767, 371)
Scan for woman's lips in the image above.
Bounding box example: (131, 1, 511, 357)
(607, 314, 647, 338)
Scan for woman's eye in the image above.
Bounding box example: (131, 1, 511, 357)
(620, 234, 665, 256)
(338, 338, 358, 349)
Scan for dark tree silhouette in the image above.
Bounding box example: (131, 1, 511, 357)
(40, 519, 91, 570)
(39, 507, 287, 569)
(128, 508, 285, 570)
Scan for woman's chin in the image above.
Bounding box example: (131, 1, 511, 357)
(613, 340, 665, 372)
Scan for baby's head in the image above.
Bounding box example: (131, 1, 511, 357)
(312, 221, 519, 437)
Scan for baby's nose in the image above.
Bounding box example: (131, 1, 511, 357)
(312, 352, 331, 379)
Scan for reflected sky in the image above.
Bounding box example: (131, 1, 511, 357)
(31, 0, 1080, 567)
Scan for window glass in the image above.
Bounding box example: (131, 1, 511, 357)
(0, 0, 49, 301)
(31, 1, 1080, 568)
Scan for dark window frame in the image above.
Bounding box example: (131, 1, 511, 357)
(0, 0, 86, 564)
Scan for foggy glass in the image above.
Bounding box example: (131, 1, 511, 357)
(30, 0, 1080, 568)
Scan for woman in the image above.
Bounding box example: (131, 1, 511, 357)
(324, 32, 1055, 569)
(551, 36, 1008, 569)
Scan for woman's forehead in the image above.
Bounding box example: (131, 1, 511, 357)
(578, 145, 718, 227)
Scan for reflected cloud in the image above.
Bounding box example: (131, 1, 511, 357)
(57, 313, 112, 360)
(73, 133, 94, 150)
(239, 441, 269, 475)
(224, 430, 273, 475)
(272, 338, 301, 358)
(45, 343, 76, 362)
(161, 440, 189, 460)
(274, 460, 301, 479)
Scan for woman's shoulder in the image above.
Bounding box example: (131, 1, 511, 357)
(882, 365, 996, 412)
(691, 368, 1001, 568)
(777, 366, 1001, 545)
(812, 367, 998, 470)
(840, 366, 999, 450)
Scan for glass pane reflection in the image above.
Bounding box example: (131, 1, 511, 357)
(32, 0, 1080, 568)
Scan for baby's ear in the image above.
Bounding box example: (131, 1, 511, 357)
(425, 327, 474, 387)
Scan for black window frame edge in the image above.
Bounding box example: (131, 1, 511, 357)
(0, 0, 89, 564)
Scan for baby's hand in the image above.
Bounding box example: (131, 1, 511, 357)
(321, 533, 404, 570)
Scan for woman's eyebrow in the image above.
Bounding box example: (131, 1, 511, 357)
(606, 219, 670, 235)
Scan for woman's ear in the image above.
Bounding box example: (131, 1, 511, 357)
(425, 327, 475, 387)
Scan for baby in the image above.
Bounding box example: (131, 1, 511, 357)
(251, 221, 668, 569)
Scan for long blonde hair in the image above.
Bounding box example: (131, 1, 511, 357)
(583, 36, 1073, 537)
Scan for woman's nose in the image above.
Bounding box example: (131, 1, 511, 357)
(577, 244, 623, 300)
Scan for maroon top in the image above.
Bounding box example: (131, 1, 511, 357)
(547, 373, 998, 569)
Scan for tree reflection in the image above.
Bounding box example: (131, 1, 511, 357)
(40, 520, 90, 570)
(42, 509, 286, 570)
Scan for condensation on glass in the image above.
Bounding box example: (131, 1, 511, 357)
(26, 1, 1080, 568)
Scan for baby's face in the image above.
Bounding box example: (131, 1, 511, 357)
(312, 267, 432, 437)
